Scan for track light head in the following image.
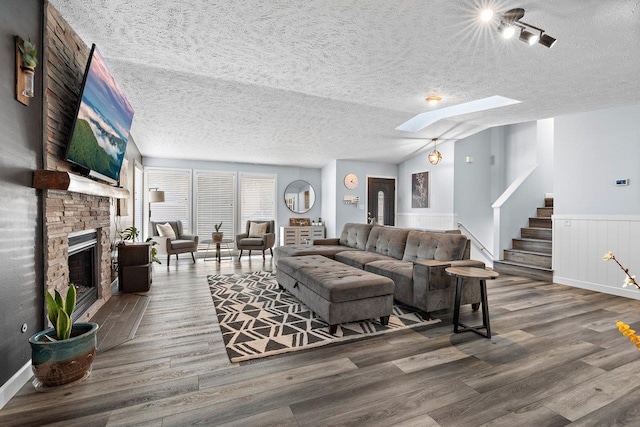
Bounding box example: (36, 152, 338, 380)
(519, 29, 539, 45)
(538, 33, 557, 48)
(498, 22, 516, 39)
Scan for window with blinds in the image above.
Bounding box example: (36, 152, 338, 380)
(133, 161, 143, 233)
(195, 171, 235, 241)
(147, 168, 192, 233)
(240, 174, 276, 229)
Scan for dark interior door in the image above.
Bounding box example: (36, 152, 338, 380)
(367, 177, 396, 226)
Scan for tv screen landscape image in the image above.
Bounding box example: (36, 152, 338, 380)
(65, 45, 134, 184)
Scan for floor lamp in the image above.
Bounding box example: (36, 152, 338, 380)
(148, 188, 165, 221)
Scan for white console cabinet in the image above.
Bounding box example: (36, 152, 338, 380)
(280, 226, 325, 245)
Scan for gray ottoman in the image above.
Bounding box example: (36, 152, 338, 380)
(276, 255, 395, 334)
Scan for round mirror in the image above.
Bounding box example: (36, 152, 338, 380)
(284, 180, 316, 213)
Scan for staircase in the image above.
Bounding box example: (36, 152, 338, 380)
(493, 197, 553, 282)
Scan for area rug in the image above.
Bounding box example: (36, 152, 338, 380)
(208, 271, 441, 363)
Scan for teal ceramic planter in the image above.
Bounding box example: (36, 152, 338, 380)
(29, 322, 99, 388)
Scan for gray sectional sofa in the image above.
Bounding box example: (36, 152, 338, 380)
(274, 223, 485, 317)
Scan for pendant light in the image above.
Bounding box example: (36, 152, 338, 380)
(428, 138, 442, 165)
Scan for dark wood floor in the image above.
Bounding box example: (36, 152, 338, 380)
(3, 255, 640, 426)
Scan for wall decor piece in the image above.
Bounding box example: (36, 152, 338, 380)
(412, 171, 429, 208)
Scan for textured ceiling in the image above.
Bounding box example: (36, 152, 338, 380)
(50, 0, 640, 168)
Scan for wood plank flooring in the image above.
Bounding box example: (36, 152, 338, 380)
(2, 257, 640, 426)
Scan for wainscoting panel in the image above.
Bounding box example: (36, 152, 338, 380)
(396, 213, 458, 231)
(553, 215, 640, 299)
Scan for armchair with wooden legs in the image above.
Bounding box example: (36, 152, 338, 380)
(235, 220, 275, 260)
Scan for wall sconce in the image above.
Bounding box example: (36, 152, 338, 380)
(149, 188, 165, 219)
(15, 36, 38, 106)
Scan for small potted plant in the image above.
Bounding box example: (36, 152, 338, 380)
(28, 285, 99, 388)
(18, 36, 38, 97)
(212, 222, 223, 243)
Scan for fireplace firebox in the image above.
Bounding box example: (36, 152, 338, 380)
(68, 230, 99, 317)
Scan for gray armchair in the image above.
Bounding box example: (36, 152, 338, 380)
(150, 220, 199, 266)
(236, 220, 276, 260)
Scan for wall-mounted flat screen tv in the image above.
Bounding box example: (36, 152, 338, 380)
(65, 44, 134, 184)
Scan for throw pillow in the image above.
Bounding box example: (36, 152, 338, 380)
(248, 222, 268, 238)
(156, 223, 176, 240)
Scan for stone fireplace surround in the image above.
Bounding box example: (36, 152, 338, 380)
(41, 4, 120, 320)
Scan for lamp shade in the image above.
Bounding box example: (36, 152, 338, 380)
(149, 189, 165, 203)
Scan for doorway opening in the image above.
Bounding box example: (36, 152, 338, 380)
(367, 177, 396, 226)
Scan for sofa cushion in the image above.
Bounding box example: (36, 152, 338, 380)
(365, 226, 410, 260)
(365, 259, 414, 306)
(274, 244, 356, 262)
(402, 231, 468, 262)
(335, 250, 398, 270)
(339, 223, 373, 250)
(277, 255, 394, 303)
(156, 223, 176, 240)
(238, 237, 265, 245)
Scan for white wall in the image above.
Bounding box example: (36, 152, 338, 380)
(504, 121, 537, 186)
(454, 128, 495, 262)
(397, 139, 456, 229)
(554, 104, 640, 215)
(553, 103, 640, 297)
(321, 160, 337, 237)
(143, 157, 322, 239)
(333, 160, 398, 237)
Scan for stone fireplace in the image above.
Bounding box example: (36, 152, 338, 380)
(39, 4, 121, 320)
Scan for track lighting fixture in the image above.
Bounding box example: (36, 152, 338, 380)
(493, 8, 557, 48)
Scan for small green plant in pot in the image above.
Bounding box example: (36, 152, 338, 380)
(212, 221, 223, 243)
(29, 284, 99, 389)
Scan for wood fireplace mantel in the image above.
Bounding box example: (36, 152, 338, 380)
(33, 170, 130, 199)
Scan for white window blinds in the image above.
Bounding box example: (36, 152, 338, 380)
(133, 161, 143, 233)
(240, 174, 276, 229)
(147, 168, 192, 233)
(195, 171, 235, 241)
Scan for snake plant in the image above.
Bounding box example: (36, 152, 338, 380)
(44, 285, 76, 340)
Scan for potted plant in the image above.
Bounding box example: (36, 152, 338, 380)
(28, 284, 99, 388)
(18, 36, 37, 97)
(212, 222, 223, 243)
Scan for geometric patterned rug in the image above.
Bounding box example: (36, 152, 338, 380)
(208, 271, 441, 363)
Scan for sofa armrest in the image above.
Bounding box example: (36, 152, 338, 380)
(179, 234, 199, 245)
(236, 232, 249, 241)
(264, 232, 275, 248)
(313, 238, 340, 246)
(413, 259, 452, 268)
(448, 259, 485, 269)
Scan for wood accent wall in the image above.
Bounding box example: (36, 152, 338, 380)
(43, 2, 112, 317)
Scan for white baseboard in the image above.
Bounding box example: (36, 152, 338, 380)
(0, 361, 31, 409)
(554, 276, 640, 300)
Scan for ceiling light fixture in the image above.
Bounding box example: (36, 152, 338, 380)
(428, 138, 442, 165)
(426, 96, 442, 105)
(479, 9, 494, 22)
(495, 8, 557, 48)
